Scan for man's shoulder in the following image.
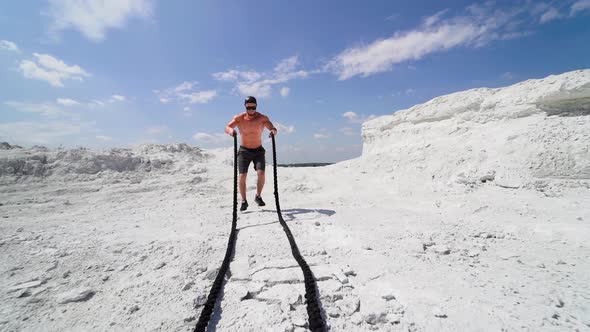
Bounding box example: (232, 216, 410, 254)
(234, 112, 247, 120)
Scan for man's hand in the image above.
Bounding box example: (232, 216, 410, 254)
(227, 128, 236, 137)
(269, 128, 277, 137)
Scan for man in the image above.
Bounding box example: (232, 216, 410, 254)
(225, 96, 278, 211)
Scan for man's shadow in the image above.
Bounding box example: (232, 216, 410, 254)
(279, 208, 335, 221)
(237, 208, 336, 231)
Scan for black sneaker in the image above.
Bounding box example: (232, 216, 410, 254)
(240, 200, 248, 211)
(254, 195, 266, 206)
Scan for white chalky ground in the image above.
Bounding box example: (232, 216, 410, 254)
(1, 70, 589, 331)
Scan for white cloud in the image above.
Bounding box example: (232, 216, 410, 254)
(4, 101, 70, 118)
(110, 94, 126, 102)
(423, 9, 450, 27)
(211, 71, 237, 81)
(56, 96, 126, 107)
(213, 55, 309, 98)
(274, 55, 299, 74)
(19, 53, 90, 87)
(56, 98, 80, 106)
(339, 127, 358, 136)
(172, 81, 193, 92)
(327, 27, 480, 80)
(192, 132, 230, 143)
(275, 122, 295, 134)
(540, 7, 562, 23)
(313, 133, 329, 139)
(46, 0, 154, 42)
(96, 135, 112, 141)
(342, 111, 376, 124)
(9, 97, 127, 116)
(155, 81, 217, 105)
(146, 126, 167, 135)
(237, 81, 272, 98)
(89, 99, 105, 107)
(0, 121, 85, 145)
(212, 70, 261, 82)
(571, 0, 590, 14)
(326, 4, 531, 79)
(35, 53, 89, 76)
(501, 72, 513, 80)
(280, 87, 290, 97)
(342, 111, 358, 121)
(0, 40, 20, 52)
(183, 90, 217, 104)
(405, 88, 415, 95)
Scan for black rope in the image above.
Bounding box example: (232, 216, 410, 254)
(270, 134, 327, 332)
(193, 134, 326, 331)
(193, 134, 238, 332)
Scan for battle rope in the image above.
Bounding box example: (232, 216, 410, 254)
(193, 134, 238, 332)
(270, 134, 326, 332)
(193, 134, 326, 331)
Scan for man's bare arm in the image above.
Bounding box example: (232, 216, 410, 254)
(225, 116, 239, 136)
(263, 116, 277, 135)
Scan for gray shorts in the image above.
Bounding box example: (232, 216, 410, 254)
(238, 146, 266, 174)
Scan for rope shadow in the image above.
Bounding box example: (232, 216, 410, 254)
(236, 220, 278, 231)
(270, 134, 327, 332)
(203, 278, 226, 332)
(259, 208, 336, 222)
(204, 228, 239, 332)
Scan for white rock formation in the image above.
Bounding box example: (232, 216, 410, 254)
(362, 70, 590, 192)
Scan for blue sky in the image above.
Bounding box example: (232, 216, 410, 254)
(1, 0, 589, 163)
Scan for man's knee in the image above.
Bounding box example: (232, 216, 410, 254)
(239, 173, 248, 180)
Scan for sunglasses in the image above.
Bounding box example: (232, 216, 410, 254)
(246, 106, 257, 110)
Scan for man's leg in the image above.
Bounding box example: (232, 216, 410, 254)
(256, 170, 265, 197)
(237, 147, 250, 203)
(239, 173, 247, 202)
(254, 148, 266, 198)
